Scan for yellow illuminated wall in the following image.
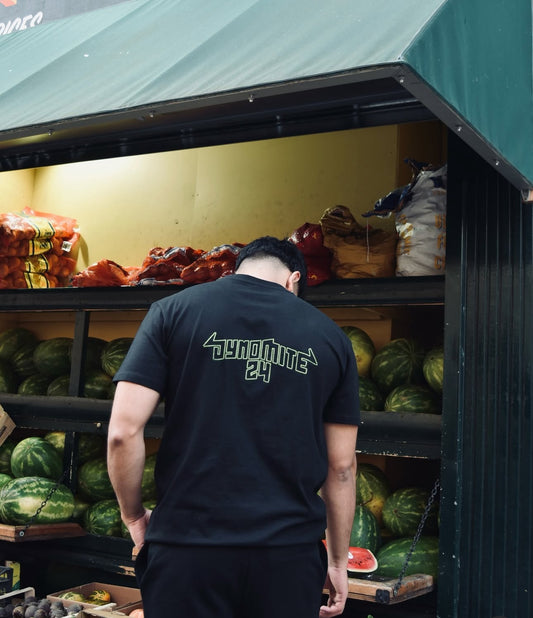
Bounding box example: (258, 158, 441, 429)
(1, 121, 445, 271)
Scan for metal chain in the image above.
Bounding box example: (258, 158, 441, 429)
(392, 477, 440, 597)
(18, 471, 67, 537)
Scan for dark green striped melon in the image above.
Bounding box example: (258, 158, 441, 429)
(371, 338, 425, 394)
(81, 337, 108, 369)
(77, 457, 115, 502)
(10, 436, 63, 480)
(0, 476, 74, 525)
(356, 463, 391, 527)
(423, 346, 444, 394)
(350, 504, 381, 554)
(376, 536, 439, 579)
(71, 495, 92, 523)
(44, 431, 106, 465)
(82, 499, 122, 536)
(358, 376, 384, 411)
(0, 327, 38, 363)
(46, 374, 70, 396)
(341, 326, 375, 377)
(141, 453, 157, 500)
(101, 337, 134, 377)
(382, 487, 439, 537)
(18, 373, 52, 396)
(83, 369, 113, 399)
(384, 384, 439, 414)
(0, 360, 17, 393)
(0, 472, 12, 489)
(0, 439, 15, 475)
(33, 337, 73, 377)
(11, 340, 39, 378)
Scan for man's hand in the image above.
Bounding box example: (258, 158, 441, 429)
(125, 507, 152, 551)
(320, 566, 349, 617)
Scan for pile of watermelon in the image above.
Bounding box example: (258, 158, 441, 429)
(341, 325, 444, 413)
(349, 462, 440, 579)
(0, 431, 157, 539)
(0, 327, 133, 399)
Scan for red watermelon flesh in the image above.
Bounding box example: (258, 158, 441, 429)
(322, 540, 378, 574)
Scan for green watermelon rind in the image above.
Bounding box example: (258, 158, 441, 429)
(384, 384, 440, 414)
(0, 439, 15, 475)
(0, 476, 75, 525)
(356, 463, 391, 526)
(375, 536, 439, 579)
(0, 327, 38, 363)
(101, 337, 134, 377)
(423, 346, 444, 394)
(77, 457, 115, 502)
(82, 499, 122, 537)
(349, 504, 381, 554)
(341, 326, 375, 378)
(44, 431, 106, 465)
(358, 376, 384, 411)
(382, 487, 439, 537)
(11, 340, 39, 378)
(33, 337, 73, 377)
(370, 338, 425, 395)
(0, 360, 18, 394)
(10, 436, 64, 481)
(17, 373, 52, 396)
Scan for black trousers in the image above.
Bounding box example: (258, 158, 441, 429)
(135, 541, 328, 618)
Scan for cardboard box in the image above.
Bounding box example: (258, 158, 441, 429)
(47, 582, 141, 612)
(80, 600, 143, 617)
(0, 405, 15, 447)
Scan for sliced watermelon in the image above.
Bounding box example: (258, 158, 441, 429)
(322, 539, 378, 574)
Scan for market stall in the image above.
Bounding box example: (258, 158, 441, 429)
(0, 1, 531, 617)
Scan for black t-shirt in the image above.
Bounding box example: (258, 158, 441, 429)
(115, 274, 360, 546)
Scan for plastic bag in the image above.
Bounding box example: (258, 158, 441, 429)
(321, 206, 397, 279)
(288, 222, 332, 286)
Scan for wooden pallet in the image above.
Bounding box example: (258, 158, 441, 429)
(0, 522, 86, 542)
(346, 573, 434, 604)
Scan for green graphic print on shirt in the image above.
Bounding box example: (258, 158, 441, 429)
(203, 332, 318, 383)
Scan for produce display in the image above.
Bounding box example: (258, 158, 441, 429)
(355, 463, 391, 526)
(384, 384, 439, 414)
(423, 346, 444, 393)
(0, 595, 82, 618)
(357, 376, 384, 411)
(82, 499, 122, 537)
(381, 487, 439, 537)
(375, 535, 439, 579)
(371, 337, 426, 394)
(10, 437, 63, 480)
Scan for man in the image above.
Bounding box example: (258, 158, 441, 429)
(107, 236, 359, 618)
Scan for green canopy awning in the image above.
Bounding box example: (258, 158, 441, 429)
(0, 0, 531, 190)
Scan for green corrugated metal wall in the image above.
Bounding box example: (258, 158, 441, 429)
(440, 132, 533, 617)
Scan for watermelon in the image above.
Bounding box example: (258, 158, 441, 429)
(0, 327, 37, 363)
(71, 495, 92, 523)
(371, 338, 425, 394)
(341, 326, 375, 377)
(0, 360, 17, 393)
(322, 539, 378, 574)
(82, 499, 122, 536)
(350, 505, 381, 554)
(46, 374, 71, 396)
(101, 337, 134, 377)
(0, 472, 12, 489)
(356, 463, 391, 526)
(11, 340, 39, 378)
(384, 384, 439, 414)
(33, 337, 73, 377)
(0, 476, 75, 525)
(10, 436, 64, 480)
(77, 457, 115, 502)
(423, 346, 444, 394)
(141, 452, 157, 500)
(382, 487, 439, 537)
(83, 369, 113, 399)
(81, 337, 108, 370)
(358, 376, 384, 411)
(376, 536, 439, 579)
(44, 431, 106, 465)
(0, 439, 15, 475)
(17, 373, 51, 396)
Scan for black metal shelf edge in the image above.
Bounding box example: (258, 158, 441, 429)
(0, 276, 445, 311)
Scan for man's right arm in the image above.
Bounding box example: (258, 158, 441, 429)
(319, 422, 358, 618)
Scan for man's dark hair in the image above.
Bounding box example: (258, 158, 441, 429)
(235, 236, 307, 297)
